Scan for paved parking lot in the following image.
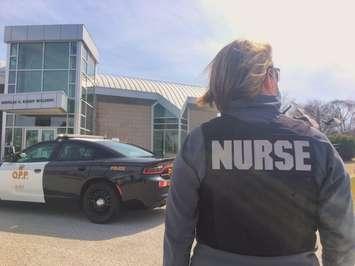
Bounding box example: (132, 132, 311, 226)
(0, 201, 324, 266)
(0, 202, 165, 266)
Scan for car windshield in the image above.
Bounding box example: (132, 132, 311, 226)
(97, 140, 154, 158)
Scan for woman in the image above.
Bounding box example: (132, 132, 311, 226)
(163, 40, 354, 266)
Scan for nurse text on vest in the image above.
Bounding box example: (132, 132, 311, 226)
(211, 140, 311, 171)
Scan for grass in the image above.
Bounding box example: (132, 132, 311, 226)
(344, 159, 355, 203)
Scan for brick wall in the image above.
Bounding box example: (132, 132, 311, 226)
(95, 96, 152, 150)
(188, 105, 218, 131)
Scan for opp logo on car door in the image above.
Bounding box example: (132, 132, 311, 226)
(12, 165, 29, 180)
(11, 165, 29, 191)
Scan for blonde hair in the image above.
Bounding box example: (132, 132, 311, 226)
(197, 40, 273, 112)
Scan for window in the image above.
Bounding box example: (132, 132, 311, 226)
(80, 47, 96, 135)
(68, 115, 74, 127)
(81, 59, 87, 74)
(87, 55, 95, 76)
(70, 42, 77, 55)
(154, 124, 178, 129)
(70, 56, 76, 69)
(6, 114, 14, 127)
(57, 128, 66, 135)
(180, 109, 188, 144)
(87, 88, 94, 106)
(50, 116, 67, 127)
(13, 128, 22, 152)
(81, 101, 87, 115)
(17, 142, 56, 163)
(69, 84, 76, 97)
(44, 42, 69, 69)
(153, 130, 164, 157)
(12, 115, 68, 127)
(80, 114, 86, 128)
(165, 130, 178, 154)
(82, 46, 88, 61)
(5, 128, 12, 146)
(9, 44, 18, 71)
(97, 140, 154, 158)
(9, 57, 17, 69)
(11, 42, 75, 97)
(68, 99, 75, 113)
(10, 43, 18, 56)
(17, 70, 42, 92)
(8, 85, 15, 93)
(35, 116, 51, 126)
(154, 104, 175, 118)
(18, 43, 43, 69)
(56, 142, 109, 161)
(15, 115, 36, 126)
(81, 87, 87, 101)
(154, 118, 179, 124)
(43, 70, 68, 92)
(69, 70, 76, 83)
(153, 104, 180, 157)
(86, 106, 94, 131)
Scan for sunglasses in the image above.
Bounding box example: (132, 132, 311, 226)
(267, 66, 280, 82)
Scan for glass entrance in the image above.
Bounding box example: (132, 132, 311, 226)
(26, 129, 39, 148)
(24, 128, 57, 148)
(42, 129, 55, 142)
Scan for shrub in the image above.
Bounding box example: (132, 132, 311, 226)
(328, 134, 355, 161)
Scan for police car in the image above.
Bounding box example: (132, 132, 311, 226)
(0, 135, 173, 223)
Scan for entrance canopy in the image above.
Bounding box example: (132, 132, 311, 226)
(0, 91, 67, 115)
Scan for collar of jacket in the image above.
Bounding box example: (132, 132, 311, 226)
(221, 94, 282, 123)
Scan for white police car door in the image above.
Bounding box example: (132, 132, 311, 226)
(0, 141, 56, 203)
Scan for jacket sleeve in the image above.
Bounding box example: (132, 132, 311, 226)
(163, 127, 205, 266)
(318, 142, 355, 266)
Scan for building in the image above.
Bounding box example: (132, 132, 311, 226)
(0, 24, 216, 158)
(0, 61, 5, 143)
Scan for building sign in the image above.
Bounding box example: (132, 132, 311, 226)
(0, 91, 67, 113)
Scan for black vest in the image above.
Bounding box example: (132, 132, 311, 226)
(197, 115, 319, 257)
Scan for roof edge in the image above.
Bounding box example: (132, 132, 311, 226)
(96, 73, 205, 89)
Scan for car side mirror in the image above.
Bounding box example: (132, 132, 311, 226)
(18, 152, 26, 159)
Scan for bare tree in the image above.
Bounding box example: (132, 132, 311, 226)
(302, 100, 355, 134)
(328, 100, 355, 133)
(303, 100, 323, 128)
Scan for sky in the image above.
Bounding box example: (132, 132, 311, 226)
(0, 0, 354, 103)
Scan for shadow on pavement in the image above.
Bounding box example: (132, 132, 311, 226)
(0, 201, 165, 241)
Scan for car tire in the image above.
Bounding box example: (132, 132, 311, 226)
(82, 182, 121, 224)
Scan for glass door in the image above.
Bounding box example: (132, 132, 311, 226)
(25, 129, 39, 148)
(13, 128, 23, 153)
(24, 128, 57, 148)
(41, 129, 55, 142)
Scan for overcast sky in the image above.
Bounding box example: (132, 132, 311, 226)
(0, 0, 354, 102)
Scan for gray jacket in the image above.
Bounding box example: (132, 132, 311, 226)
(163, 95, 355, 266)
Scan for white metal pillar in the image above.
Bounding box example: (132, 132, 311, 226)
(1, 44, 10, 159)
(73, 41, 82, 135)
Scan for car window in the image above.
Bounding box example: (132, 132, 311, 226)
(97, 140, 154, 158)
(56, 142, 111, 161)
(17, 142, 56, 163)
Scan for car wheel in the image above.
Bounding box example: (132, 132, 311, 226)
(82, 182, 120, 224)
